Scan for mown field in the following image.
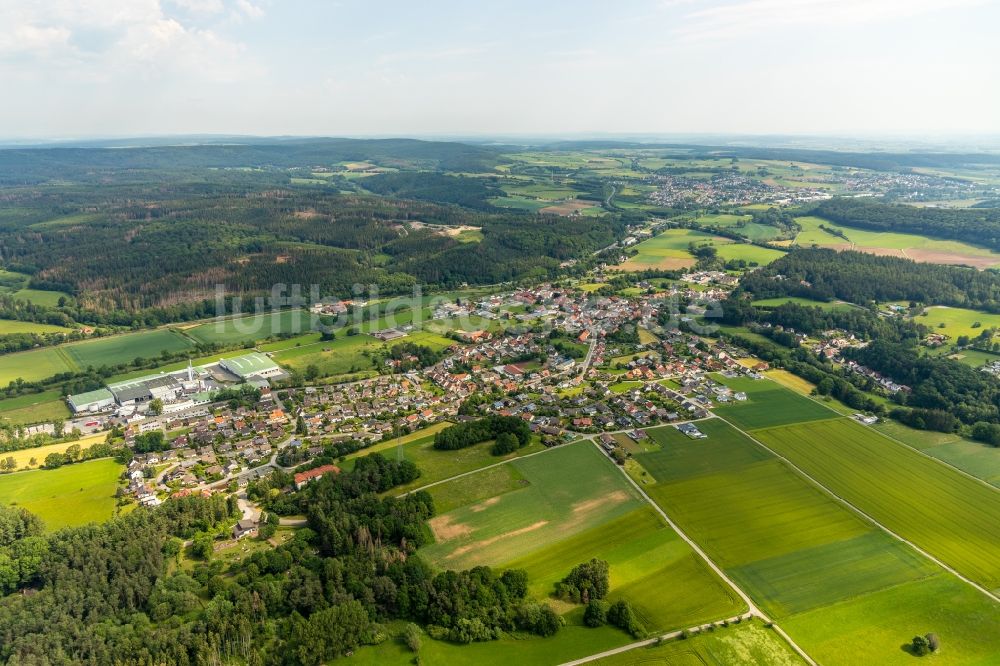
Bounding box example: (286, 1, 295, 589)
(612, 229, 725, 271)
(751, 296, 857, 312)
(0, 458, 122, 529)
(753, 418, 1000, 591)
(711, 376, 837, 430)
(0, 432, 107, 470)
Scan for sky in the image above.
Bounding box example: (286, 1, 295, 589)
(1, 0, 998, 139)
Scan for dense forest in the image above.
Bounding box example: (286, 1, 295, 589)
(0, 453, 565, 665)
(0, 176, 625, 315)
(738, 249, 1000, 311)
(813, 198, 1000, 251)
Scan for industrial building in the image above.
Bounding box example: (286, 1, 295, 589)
(219, 352, 283, 380)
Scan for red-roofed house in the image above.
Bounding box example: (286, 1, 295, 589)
(294, 464, 341, 490)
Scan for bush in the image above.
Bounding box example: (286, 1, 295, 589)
(403, 623, 422, 653)
(554, 558, 610, 603)
(607, 600, 644, 638)
(583, 600, 609, 627)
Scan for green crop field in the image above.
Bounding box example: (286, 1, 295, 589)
(783, 574, 1000, 666)
(753, 418, 1000, 590)
(504, 507, 744, 633)
(644, 458, 870, 568)
(185, 309, 314, 345)
(712, 377, 837, 430)
(63, 328, 194, 369)
(0, 459, 122, 529)
(592, 620, 805, 666)
(419, 442, 644, 570)
(873, 420, 1000, 487)
(792, 215, 1000, 269)
(728, 531, 937, 617)
(0, 319, 73, 335)
(0, 389, 70, 426)
(0, 346, 75, 384)
(642, 419, 772, 482)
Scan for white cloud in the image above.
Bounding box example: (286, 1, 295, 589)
(673, 0, 987, 41)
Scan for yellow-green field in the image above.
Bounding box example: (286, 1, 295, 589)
(915, 306, 1000, 345)
(793, 216, 1000, 269)
(0, 458, 122, 529)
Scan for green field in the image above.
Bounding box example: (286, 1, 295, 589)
(642, 419, 772, 482)
(712, 376, 837, 430)
(614, 229, 728, 271)
(270, 333, 382, 377)
(592, 620, 805, 666)
(753, 418, 1000, 590)
(0, 459, 122, 529)
(185, 309, 314, 345)
(9, 288, 73, 307)
(713, 242, 786, 265)
(752, 296, 857, 312)
(915, 305, 1000, 346)
(345, 429, 545, 497)
(873, 421, 1000, 487)
(0, 346, 74, 384)
(0, 390, 70, 426)
(420, 442, 644, 570)
(793, 215, 1000, 269)
(504, 507, 744, 633)
(783, 574, 1000, 666)
(0, 319, 73, 335)
(63, 328, 194, 369)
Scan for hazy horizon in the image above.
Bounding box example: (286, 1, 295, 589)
(2, 0, 998, 138)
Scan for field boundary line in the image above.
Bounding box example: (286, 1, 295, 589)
(716, 413, 1000, 606)
(590, 439, 818, 666)
(766, 373, 1000, 495)
(395, 439, 579, 497)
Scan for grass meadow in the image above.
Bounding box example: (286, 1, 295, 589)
(711, 376, 838, 430)
(0, 458, 122, 529)
(0, 389, 70, 426)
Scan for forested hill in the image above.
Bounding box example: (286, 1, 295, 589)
(814, 198, 1000, 251)
(738, 249, 1000, 311)
(0, 138, 502, 185)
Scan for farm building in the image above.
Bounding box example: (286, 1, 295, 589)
(219, 352, 283, 380)
(67, 388, 116, 413)
(372, 328, 407, 342)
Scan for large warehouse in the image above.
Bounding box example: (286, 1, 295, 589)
(219, 352, 283, 380)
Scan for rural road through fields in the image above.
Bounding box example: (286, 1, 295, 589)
(558, 613, 756, 666)
(714, 413, 1000, 606)
(586, 437, 819, 666)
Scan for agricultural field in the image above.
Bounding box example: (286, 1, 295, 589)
(0, 346, 75, 385)
(0, 458, 122, 529)
(184, 309, 314, 345)
(634, 417, 1000, 663)
(63, 328, 194, 369)
(872, 420, 1000, 487)
(343, 428, 545, 497)
(0, 319, 74, 335)
(783, 574, 1000, 666)
(753, 418, 1000, 590)
(913, 305, 1000, 347)
(420, 442, 645, 570)
(751, 296, 858, 312)
(591, 620, 805, 666)
(712, 242, 786, 265)
(792, 215, 1000, 269)
(612, 229, 727, 271)
(270, 333, 382, 377)
(711, 376, 837, 430)
(0, 389, 70, 426)
(503, 506, 745, 632)
(1, 431, 107, 470)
